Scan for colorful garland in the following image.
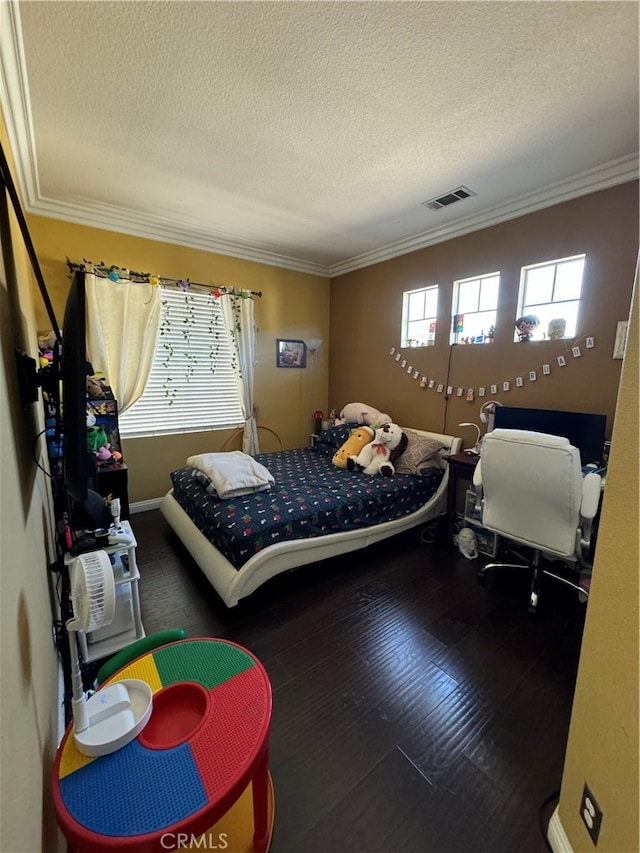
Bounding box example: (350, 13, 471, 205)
(66, 259, 261, 299)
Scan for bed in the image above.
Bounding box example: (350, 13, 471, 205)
(160, 424, 462, 607)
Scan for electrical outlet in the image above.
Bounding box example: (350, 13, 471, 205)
(580, 782, 603, 845)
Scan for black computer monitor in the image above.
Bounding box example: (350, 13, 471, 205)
(492, 406, 607, 466)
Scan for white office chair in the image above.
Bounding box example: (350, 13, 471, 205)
(472, 428, 602, 615)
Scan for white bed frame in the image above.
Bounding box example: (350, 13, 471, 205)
(160, 429, 462, 607)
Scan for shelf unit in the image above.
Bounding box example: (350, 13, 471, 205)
(463, 486, 500, 557)
(96, 462, 129, 519)
(65, 520, 145, 663)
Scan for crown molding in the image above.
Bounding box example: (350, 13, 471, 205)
(327, 153, 640, 277)
(25, 154, 639, 281)
(2, 4, 638, 281)
(0, 0, 40, 205)
(0, 2, 330, 278)
(29, 195, 332, 277)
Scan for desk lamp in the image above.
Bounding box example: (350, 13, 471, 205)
(479, 400, 503, 432)
(458, 422, 482, 455)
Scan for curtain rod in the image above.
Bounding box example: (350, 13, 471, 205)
(66, 259, 262, 298)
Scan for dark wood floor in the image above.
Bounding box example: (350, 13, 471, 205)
(132, 510, 585, 853)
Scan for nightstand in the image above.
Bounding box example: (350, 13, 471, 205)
(65, 520, 145, 662)
(446, 452, 480, 542)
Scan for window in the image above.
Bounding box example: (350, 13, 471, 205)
(119, 288, 243, 438)
(450, 272, 499, 344)
(516, 255, 585, 341)
(401, 285, 438, 347)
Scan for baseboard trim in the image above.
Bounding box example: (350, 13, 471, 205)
(129, 498, 164, 514)
(548, 806, 573, 853)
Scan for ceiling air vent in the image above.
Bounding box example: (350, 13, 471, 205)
(421, 186, 476, 212)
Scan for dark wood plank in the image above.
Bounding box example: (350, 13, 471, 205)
(132, 509, 585, 852)
(291, 748, 505, 853)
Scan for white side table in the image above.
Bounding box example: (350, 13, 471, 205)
(65, 520, 145, 663)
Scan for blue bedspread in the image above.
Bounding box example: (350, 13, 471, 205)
(170, 446, 443, 570)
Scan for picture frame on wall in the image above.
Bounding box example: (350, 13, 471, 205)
(276, 339, 306, 368)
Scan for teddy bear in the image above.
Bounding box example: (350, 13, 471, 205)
(332, 426, 375, 469)
(336, 402, 392, 427)
(87, 376, 107, 399)
(346, 422, 405, 476)
(86, 373, 115, 400)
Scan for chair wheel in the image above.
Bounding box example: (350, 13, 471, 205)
(477, 570, 486, 584)
(528, 591, 539, 616)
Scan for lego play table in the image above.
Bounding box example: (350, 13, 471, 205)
(53, 638, 273, 852)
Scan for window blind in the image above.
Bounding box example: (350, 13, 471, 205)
(119, 287, 243, 438)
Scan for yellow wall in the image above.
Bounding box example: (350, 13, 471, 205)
(26, 216, 330, 502)
(329, 183, 638, 442)
(0, 115, 63, 851)
(557, 272, 638, 852)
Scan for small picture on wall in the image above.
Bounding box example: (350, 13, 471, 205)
(277, 339, 306, 368)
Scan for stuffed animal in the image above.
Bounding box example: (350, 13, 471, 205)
(336, 402, 392, 427)
(332, 426, 374, 469)
(347, 422, 405, 476)
(38, 330, 57, 368)
(87, 425, 109, 452)
(86, 373, 114, 400)
(87, 376, 106, 399)
(96, 444, 113, 463)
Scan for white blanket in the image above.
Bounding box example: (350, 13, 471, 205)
(187, 451, 274, 499)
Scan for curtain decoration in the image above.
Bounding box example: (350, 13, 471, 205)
(221, 293, 259, 455)
(68, 259, 262, 301)
(70, 260, 262, 433)
(85, 271, 162, 413)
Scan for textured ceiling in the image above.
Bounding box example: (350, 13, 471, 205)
(5, 1, 640, 275)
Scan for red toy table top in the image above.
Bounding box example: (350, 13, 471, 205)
(53, 638, 272, 853)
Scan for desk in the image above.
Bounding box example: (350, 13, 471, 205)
(53, 638, 273, 853)
(446, 452, 480, 542)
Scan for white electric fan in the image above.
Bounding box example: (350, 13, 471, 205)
(66, 551, 152, 756)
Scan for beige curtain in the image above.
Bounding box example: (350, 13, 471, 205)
(221, 294, 259, 454)
(85, 272, 161, 413)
